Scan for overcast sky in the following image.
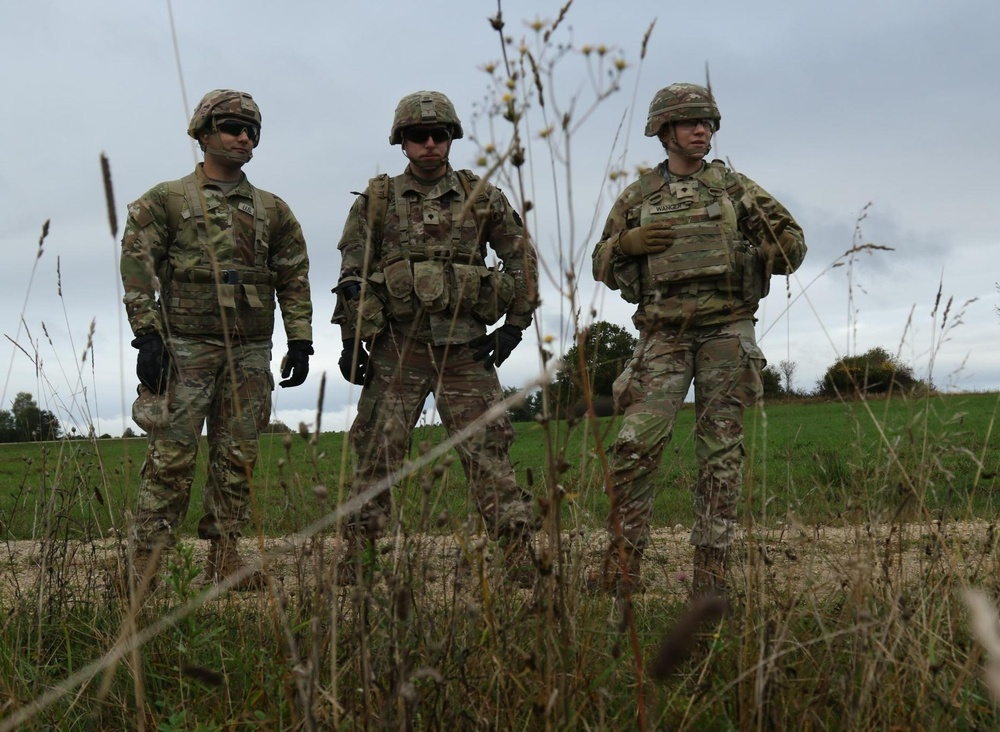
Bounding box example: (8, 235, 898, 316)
(2, 0, 998, 438)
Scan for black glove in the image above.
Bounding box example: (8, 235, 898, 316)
(131, 332, 170, 394)
(468, 324, 523, 369)
(279, 340, 314, 388)
(339, 338, 369, 385)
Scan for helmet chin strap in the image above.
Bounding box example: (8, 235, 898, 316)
(402, 146, 450, 174)
(205, 133, 253, 165)
(203, 117, 256, 166)
(663, 124, 712, 159)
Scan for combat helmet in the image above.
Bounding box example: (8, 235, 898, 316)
(390, 91, 464, 145)
(644, 83, 721, 137)
(188, 89, 262, 146)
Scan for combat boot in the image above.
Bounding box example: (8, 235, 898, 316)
(333, 533, 359, 586)
(587, 542, 644, 596)
(691, 545, 727, 600)
(206, 535, 265, 591)
(114, 543, 162, 599)
(499, 531, 537, 589)
(333, 529, 376, 586)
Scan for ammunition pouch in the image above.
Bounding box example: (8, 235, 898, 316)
(164, 266, 276, 338)
(383, 259, 415, 319)
(740, 246, 770, 309)
(612, 259, 643, 304)
(412, 260, 450, 314)
(374, 250, 513, 325)
(472, 267, 515, 325)
(452, 263, 482, 311)
(334, 279, 387, 342)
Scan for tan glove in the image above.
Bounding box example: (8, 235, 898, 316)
(760, 230, 797, 276)
(618, 221, 675, 256)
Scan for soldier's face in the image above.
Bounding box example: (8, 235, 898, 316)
(658, 120, 712, 159)
(402, 126, 451, 175)
(199, 122, 254, 168)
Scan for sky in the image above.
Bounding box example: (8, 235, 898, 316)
(1, 0, 998, 439)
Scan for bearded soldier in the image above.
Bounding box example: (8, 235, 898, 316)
(121, 89, 313, 594)
(591, 83, 806, 599)
(333, 90, 539, 585)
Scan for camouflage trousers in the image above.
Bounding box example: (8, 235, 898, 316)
(347, 327, 536, 539)
(605, 319, 764, 553)
(131, 337, 273, 550)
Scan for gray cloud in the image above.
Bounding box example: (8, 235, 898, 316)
(2, 0, 997, 438)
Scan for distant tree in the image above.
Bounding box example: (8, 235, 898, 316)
(779, 359, 798, 395)
(502, 386, 540, 422)
(553, 321, 637, 416)
(122, 427, 138, 438)
(761, 365, 783, 398)
(262, 420, 293, 434)
(818, 346, 919, 397)
(0, 410, 17, 443)
(10, 392, 60, 441)
(38, 410, 60, 440)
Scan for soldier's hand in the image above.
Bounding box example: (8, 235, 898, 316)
(618, 221, 675, 256)
(279, 340, 314, 388)
(468, 324, 523, 369)
(338, 338, 369, 385)
(759, 240, 779, 273)
(131, 332, 170, 394)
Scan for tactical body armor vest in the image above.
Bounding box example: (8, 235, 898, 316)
(614, 160, 769, 313)
(344, 171, 515, 343)
(161, 173, 278, 339)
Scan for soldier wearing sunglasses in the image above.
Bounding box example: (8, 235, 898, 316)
(332, 90, 539, 587)
(119, 89, 314, 595)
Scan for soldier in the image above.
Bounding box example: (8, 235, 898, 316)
(591, 83, 806, 599)
(121, 89, 313, 593)
(333, 90, 539, 585)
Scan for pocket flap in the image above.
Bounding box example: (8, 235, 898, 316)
(383, 260, 413, 298)
(413, 260, 446, 301)
(451, 263, 482, 307)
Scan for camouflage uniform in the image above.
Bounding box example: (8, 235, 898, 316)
(591, 83, 806, 596)
(333, 91, 538, 548)
(121, 91, 312, 557)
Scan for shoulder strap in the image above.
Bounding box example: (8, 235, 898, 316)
(250, 186, 278, 259)
(637, 168, 666, 198)
(256, 188, 278, 238)
(366, 173, 391, 247)
(164, 175, 193, 240)
(455, 170, 493, 250)
(158, 175, 194, 287)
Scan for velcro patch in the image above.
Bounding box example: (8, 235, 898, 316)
(238, 202, 255, 216)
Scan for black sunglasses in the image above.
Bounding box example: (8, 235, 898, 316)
(403, 127, 452, 144)
(216, 119, 260, 143)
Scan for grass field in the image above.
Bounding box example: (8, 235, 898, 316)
(3, 391, 998, 542)
(3, 392, 1000, 728)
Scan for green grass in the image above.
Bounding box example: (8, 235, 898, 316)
(2, 391, 998, 541)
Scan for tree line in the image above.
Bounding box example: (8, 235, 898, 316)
(504, 323, 928, 422)
(1, 340, 927, 441)
(0, 392, 61, 442)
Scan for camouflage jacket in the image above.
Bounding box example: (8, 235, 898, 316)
(333, 165, 538, 345)
(121, 164, 313, 343)
(592, 159, 806, 328)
